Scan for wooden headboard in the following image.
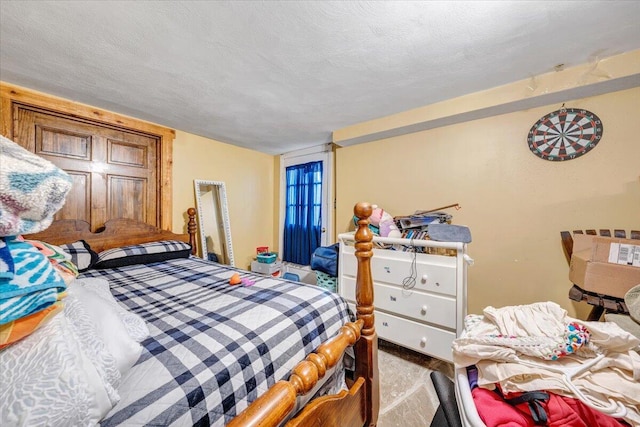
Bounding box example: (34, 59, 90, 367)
(1, 83, 176, 232)
(26, 208, 199, 255)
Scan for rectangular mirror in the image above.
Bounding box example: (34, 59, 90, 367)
(194, 180, 235, 266)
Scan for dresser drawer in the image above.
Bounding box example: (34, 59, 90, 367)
(348, 303, 455, 362)
(341, 246, 457, 296)
(341, 277, 456, 329)
(376, 311, 455, 362)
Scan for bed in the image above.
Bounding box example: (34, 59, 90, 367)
(14, 204, 379, 427)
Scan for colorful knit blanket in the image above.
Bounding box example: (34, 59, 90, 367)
(0, 135, 72, 236)
(0, 237, 66, 325)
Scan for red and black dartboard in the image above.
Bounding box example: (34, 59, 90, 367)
(527, 108, 603, 161)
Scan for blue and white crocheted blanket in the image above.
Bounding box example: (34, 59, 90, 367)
(0, 135, 72, 237)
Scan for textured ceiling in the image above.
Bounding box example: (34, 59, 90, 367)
(1, 1, 639, 155)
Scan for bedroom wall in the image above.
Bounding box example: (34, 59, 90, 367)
(172, 131, 275, 270)
(335, 86, 640, 318)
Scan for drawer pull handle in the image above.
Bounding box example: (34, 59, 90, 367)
(421, 274, 428, 283)
(421, 305, 428, 314)
(420, 337, 427, 347)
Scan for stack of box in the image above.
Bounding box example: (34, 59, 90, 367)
(569, 234, 640, 298)
(251, 246, 282, 277)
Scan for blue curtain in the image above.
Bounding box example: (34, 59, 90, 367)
(283, 161, 323, 265)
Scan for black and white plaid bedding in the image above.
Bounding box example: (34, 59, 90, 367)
(94, 240, 192, 269)
(80, 256, 350, 426)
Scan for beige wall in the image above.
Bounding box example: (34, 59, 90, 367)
(336, 87, 640, 318)
(172, 131, 275, 270)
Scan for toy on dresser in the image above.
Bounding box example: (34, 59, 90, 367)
(368, 205, 401, 238)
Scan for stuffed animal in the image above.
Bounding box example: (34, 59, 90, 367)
(369, 206, 401, 238)
(241, 278, 255, 287)
(229, 272, 255, 287)
(229, 273, 242, 285)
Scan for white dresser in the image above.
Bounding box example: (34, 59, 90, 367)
(337, 233, 472, 362)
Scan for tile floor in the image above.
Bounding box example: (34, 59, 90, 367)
(377, 340, 455, 427)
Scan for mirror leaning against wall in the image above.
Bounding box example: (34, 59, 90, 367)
(193, 180, 235, 266)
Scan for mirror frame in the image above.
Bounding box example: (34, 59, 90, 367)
(193, 179, 235, 266)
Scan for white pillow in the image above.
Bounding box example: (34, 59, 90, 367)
(0, 307, 113, 426)
(68, 281, 144, 377)
(63, 292, 121, 405)
(74, 277, 149, 343)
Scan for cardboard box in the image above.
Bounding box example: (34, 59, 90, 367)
(569, 234, 640, 298)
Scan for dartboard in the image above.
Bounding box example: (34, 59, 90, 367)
(527, 108, 603, 161)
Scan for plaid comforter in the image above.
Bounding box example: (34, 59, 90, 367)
(81, 257, 350, 426)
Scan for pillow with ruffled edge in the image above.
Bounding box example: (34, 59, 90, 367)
(0, 295, 117, 426)
(74, 277, 149, 343)
(68, 281, 144, 376)
(58, 240, 99, 272)
(94, 240, 191, 269)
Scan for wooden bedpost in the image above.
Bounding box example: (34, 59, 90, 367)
(227, 202, 379, 427)
(353, 202, 379, 426)
(187, 207, 198, 255)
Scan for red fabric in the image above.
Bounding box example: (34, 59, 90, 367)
(550, 397, 629, 427)
(471, 386, 628, 427)
(472, 387, 534, 427)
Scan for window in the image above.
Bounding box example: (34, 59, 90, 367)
(283, 161, 323, 265)
(279, 144, 334, 266)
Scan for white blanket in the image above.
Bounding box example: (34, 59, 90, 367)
(0, 293, 117, 426)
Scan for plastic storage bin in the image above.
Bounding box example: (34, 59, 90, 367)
(256, 252, 277, 264)
(316, 271, 337, 292)
(251, 260, 282, 276)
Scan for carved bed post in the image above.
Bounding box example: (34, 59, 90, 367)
(187, 207, 198, 255)
(353, 202, 379, 426)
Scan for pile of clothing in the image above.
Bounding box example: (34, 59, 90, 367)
(453, 301, 640, 426)
(0, 135, 74, 349)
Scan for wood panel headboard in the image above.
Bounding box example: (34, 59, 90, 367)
(0, 82, 176, 232)
(26, 208, 198, 255)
